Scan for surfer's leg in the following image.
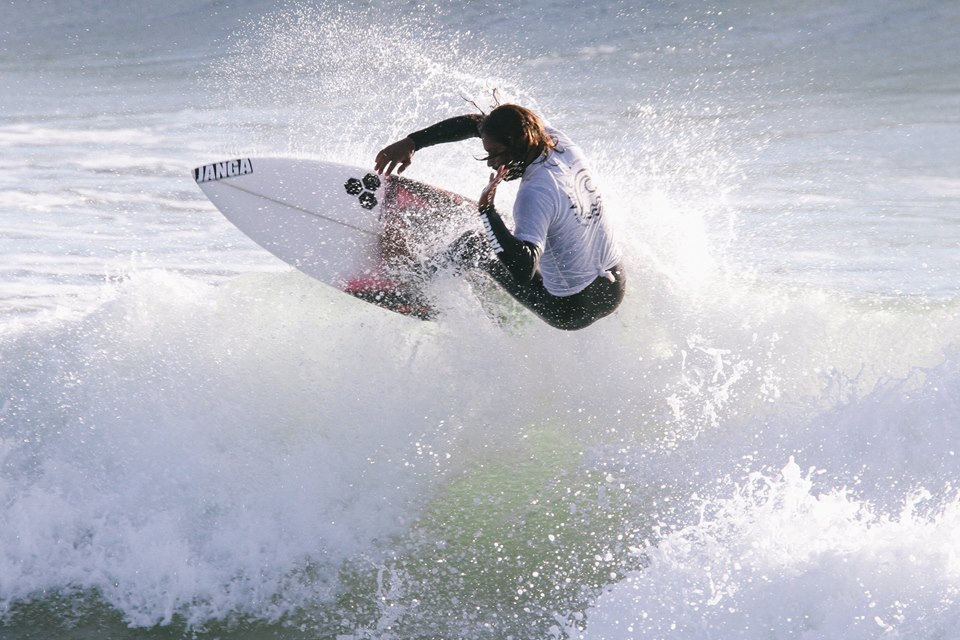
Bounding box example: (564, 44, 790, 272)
(480, 260, 626, 330)
(426, 233, 626, 329)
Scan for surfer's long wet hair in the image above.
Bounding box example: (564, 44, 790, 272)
(478, 104, 556, 170)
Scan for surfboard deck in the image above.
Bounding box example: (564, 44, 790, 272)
(192, 157, 476, 319)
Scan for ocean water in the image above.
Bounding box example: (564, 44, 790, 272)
(2, 1, 960, 638)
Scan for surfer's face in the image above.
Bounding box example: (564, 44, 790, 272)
(481, 135, 510, 170)
(481, 134, 527, 181)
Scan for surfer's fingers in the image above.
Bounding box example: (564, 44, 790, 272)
(374, 146, 399, 175)
(374, 152, 389, 174)
(378, 158, 399, 176)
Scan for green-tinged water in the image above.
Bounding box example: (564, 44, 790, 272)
(1, 424, 646, 640)
(0, 596, 319, 640)
(332, 423, 648, 639)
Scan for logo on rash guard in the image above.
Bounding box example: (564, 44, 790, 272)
(194, 158, 253, 183)
(569, 168, 603, 224)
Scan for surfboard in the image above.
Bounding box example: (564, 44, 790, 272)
(192, 157, 476, 319)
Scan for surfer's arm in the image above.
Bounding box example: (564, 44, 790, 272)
(376, 115, 483, 175)
(476, 166, 541, 283)
(479, 203, 541, 283)
(407, 114, 483, 150)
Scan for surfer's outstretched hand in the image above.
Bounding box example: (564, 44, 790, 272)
(375, 137, 416, 175)
(479, 165, 508, 209)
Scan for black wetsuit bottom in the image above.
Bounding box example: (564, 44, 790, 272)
(427, 230, 626, 330)
(481, 257, 626, 330)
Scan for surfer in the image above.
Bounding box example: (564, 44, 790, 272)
(375, 104, 625, 330)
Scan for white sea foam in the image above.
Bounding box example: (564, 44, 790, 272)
(583, 459, 960, 640)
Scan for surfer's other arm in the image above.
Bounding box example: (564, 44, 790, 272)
(479, 202, 541, 283)
(477, 166, 540, 283)
(375, 114, 482, 175)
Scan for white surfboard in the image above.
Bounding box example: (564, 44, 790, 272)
(193, 157, 476, 318)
